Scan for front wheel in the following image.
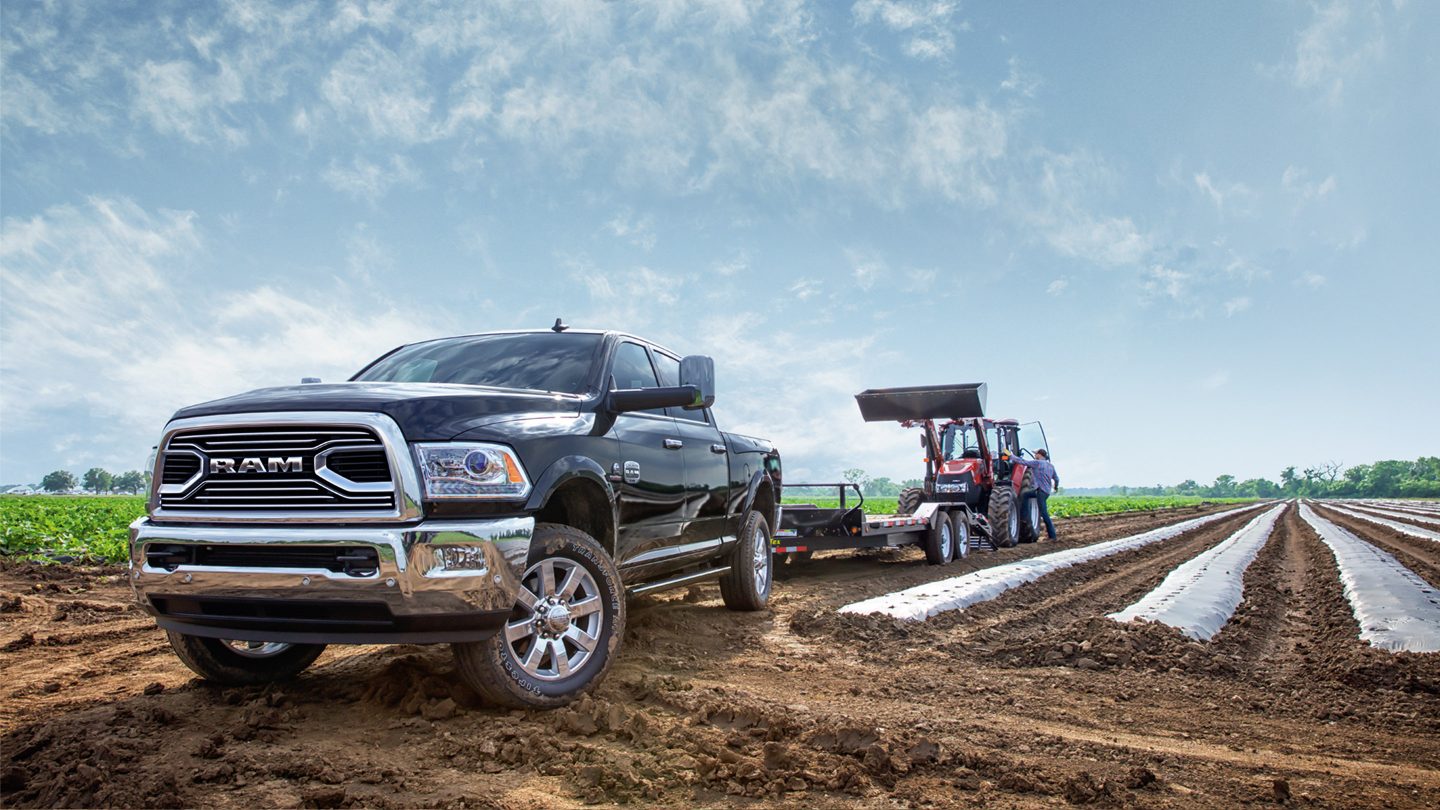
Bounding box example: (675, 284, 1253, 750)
(719, 510, 773, 611)
(453, 523, 624, 710)
(988, 485, 1020, 548)
(166, 632, 325, 686)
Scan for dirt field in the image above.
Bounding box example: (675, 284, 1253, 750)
(3, 503, 1438, 808)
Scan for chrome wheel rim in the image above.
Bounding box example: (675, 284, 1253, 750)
(751, 524, 771, 596)
(955, 520, 970, 559)
(504, 557, 604, 682)
(939, 521, 953, 559)
(224, 640, 291, 658)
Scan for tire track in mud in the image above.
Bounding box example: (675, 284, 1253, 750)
(1312, 504, 1440, 587)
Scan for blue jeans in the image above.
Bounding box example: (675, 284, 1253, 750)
(1025, 490, 1056, 539)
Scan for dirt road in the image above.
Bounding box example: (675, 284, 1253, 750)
(4, 503, 1437, 808)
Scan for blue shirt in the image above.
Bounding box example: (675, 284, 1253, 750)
(1013, 457, 1059, 494)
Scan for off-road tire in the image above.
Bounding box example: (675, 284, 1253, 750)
(988, 483, 1020, 548)
(166, 632, 325, 686)
(951, 511, 971, 560)
(924, 509, 954, 565)
(453, 523, 624, 710)
(1018, 470, 1040, 544)
(897, 487, 924, 515)
(720, 510, 773, 611)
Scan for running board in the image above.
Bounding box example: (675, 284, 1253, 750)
(627, 566, 731, 597)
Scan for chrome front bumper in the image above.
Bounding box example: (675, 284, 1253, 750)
(129, 516, 534, 644)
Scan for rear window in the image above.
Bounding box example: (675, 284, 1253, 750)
(354, 333, 602, 394)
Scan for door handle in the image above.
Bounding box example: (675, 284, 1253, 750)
(664, 438, 683, 450)
(710, 443, 727, 454)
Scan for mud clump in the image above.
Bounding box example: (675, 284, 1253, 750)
(359, 654, 481, 716)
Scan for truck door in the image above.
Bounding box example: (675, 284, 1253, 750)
(606, 341, 687, 569)
(653, 350, 731, 547)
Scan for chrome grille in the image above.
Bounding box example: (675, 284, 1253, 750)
(159, 425, 396, 512)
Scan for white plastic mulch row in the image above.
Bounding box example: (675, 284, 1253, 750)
(1349, 503, 1440, 529)
(1108, 503, 1286, 641)
(837, 503, 1268, 622)
(1318, 503, 1440, 544)
(1374, 500, 1440, 514)
(1298, 504, 1440, 653)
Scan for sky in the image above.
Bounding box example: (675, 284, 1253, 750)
(2, 0, 1437, 489)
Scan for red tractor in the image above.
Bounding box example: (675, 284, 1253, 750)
(857, 383, 1051, 550)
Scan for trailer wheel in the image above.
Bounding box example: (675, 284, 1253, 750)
(1018, 470, 1040, 544)
(924, 510, 954, 565)
(951, 512, 971, 560)
(988, 485, 1020, 548)
(897, 487, 924, 515)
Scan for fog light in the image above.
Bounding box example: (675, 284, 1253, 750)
(430, 546, 489, 576)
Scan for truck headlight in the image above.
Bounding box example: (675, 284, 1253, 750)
(413, 443, 531, 500)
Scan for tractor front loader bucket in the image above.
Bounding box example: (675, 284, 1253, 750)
(854, 383, 988, 422)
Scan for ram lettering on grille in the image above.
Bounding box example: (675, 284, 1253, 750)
(210, 456, 304, 474)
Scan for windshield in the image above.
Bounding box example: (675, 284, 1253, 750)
(354, 333, 602, 394)
(943, 424, 983, 460)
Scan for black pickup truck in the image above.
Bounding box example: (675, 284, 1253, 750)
(129, 327, 782, 708)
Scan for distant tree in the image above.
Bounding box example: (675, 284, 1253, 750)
(83, 467, 113, 493)
(901, 479, 923, 490)
(865, 477, 901, 497)
(1211, 474, 1237, 498)
(1279, 466, 1298, 495)
(113, 470, 148, 494)
(41, 470, 77, 493)
(1175, 479, 1200, 496)
(842, 468, 869, 491)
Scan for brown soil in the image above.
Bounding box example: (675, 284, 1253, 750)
(4, 503, 1438, 808)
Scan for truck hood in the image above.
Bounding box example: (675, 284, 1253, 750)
(170, 382, 586, 441)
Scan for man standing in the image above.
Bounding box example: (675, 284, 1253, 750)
(1012, 449, 1059, 541)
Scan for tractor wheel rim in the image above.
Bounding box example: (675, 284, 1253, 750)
(1009, 507, 1018, 537)
(752, 524, 771, 595)
(940, 522, 952, 558)
(504, 557, 603, 682)
(956, 523, 969, 558)
(224, 640, 291, 658)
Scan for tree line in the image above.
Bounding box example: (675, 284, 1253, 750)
(805, 457, 1440, 500)
(36, 467, 151, 495)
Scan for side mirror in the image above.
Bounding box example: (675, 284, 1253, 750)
(608, 387, 699, 413)
(679, 355, 715, 410)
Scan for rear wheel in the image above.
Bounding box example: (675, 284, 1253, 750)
(453, 523, 623, 709)
(166, 632, 325, 686)
(988, 484, 1020, 548)
(897, 487, 924, 515)
(951, 512, 971, 560)
(719, 510, 773, 611)
(924, 510, 954, 565)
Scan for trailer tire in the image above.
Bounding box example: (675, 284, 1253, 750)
(924, 510, 955, 565)
(1018, 470, 1040, 544)
(720, 510, 773, 611)
(951, 512, 971, 560)
(988, 485, 1020, 548)
(897, 487, 924, 515)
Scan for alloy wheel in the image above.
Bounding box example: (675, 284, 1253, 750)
(503, 557, 604, 681)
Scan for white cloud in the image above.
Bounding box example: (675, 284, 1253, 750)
(321, 155, 422, 204)
(712, 253, 749, 277)
(1024, 151, 1152, 267)
(999, 56, 1041, 97)
(1223, 296, 1252, 317)
(1142, 264, 1189, 302)
(1298, 272, 1328, 288)
(853, 1, 962, 60)
(1281, 165, 1337, 203)
(604, 210, 659, 251)
(1193, 172, 1256, 213)
(0, 198, 445, 474)
(789, 278, 822, 300)
(1281, 0, 1389, 103)
(1199, 370, 1229, 391)
(129, 60, 248, 146)
(847, 248, 886, 291)
(1046, 278, 1068, 296)
(906, 103, 1008, 205)
(321, 37, 438, 142)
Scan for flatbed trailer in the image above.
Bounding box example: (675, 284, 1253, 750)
(774, 483, 990, 565)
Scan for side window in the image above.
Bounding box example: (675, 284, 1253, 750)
(611, 342, 659, 390)
(654, 352, 708, 423)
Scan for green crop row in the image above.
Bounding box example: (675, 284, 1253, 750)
(778, 494, 1257, 519)
(1, 495, 146, 564)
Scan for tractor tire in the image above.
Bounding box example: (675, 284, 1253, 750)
(897, 487, 924, 515)
(924, 509, 954, 565)
(988, 484, 1020, 548)
(1018, 470, 1040, 544)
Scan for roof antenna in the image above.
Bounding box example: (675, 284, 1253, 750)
(552, 318, 569, 333)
